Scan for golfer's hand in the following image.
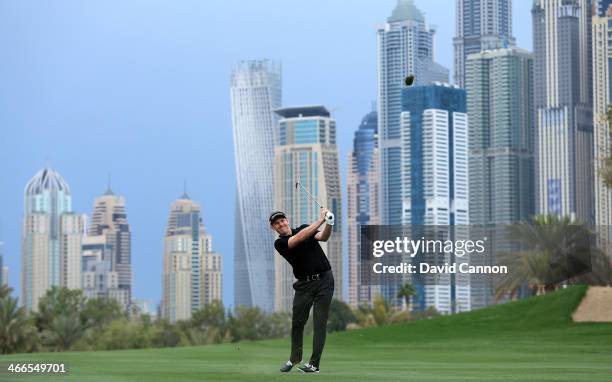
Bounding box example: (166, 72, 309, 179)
(319, 208, 330, 222)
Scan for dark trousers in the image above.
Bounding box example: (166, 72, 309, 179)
(289, 270, 334, 368)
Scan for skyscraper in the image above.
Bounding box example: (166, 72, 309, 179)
(161, 192, 222, 322)
(532, 0, 593, 223)
(201, 235, 222, 307)
(453, 0, 515, 88)
(82, 235, 124, 305)
(399, 83, 469, 313)
(273, 106, 342, 312)
(83, 184, 131, 309)
(21, 167, 84, 311)
(592, 3, 612, 253)
(466, 47, 535, 308)
(377, 0, 449, 226)
(467, 48, 535, 225)
(231, 60, 281, 312)
(347, 107, 380, 307)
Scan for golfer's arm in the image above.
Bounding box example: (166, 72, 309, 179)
(287, 219, 325, 249)
(314, 223, 332, 242)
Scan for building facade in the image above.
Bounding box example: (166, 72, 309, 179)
(532, 0, 593, 223)
(161, 193, 222, 322)
(131, 299, 156, 318)
(399, 84, 469, 313)
(81, 235, 126, 307)
(347, 108, 380, 307)
(592, 3, 612, 253)
(231, 60, 281, 312)
(453, 0, 515, 88)
(378, 0, 449, 227)
(273, 106, 342, 312)
(466, 47, 535, 308)
(21, 167, 84, 311)
(83, 186, 131, 309)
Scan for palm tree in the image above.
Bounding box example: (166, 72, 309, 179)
(43, 314, 84, 351)
(396, 282, 417, 312)
(495, 214, 594, 300)
(0, 288, 37, 354)
(0, 284, 11, 299)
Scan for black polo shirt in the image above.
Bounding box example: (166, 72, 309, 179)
(274, 224, 332, 279)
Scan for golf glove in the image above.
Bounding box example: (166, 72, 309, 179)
(325, 211, 335, 226)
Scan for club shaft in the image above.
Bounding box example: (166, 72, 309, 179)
(296, 182, 323, 209)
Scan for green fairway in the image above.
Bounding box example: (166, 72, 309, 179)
(1, 286, 611, 382)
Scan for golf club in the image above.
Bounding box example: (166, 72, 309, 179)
(295, 181, 335, 226)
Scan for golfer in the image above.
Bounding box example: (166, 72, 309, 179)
(269, 209, 334, 373)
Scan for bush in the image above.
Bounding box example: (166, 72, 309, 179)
(327, 299, 357, 332)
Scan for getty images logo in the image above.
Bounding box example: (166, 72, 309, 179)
(371, 237, 488, 258)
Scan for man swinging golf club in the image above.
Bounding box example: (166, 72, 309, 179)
(269, 182, 335, 373)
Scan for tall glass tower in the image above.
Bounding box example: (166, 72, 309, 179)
(347, 108, 380, 307)
(21, 167, 84, 311)
(453, 0, 515, 87)
(466, 47, 535, 309)
(273, 106, 342, 312)
(231, 60, 281, 311)
(377, 0, 449, 226)
(532, 0, 593, 223)
(399, 84, 469, 313)
(467, 48, 534, 226)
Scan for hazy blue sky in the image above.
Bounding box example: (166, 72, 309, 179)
(0, 0, 533, 308)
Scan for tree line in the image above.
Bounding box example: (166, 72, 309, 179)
(0, 285, 429, 355)
(3, 213, 609, 355)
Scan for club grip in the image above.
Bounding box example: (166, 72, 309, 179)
(325, 211, 335, 226)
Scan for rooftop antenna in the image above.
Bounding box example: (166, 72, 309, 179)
(181, 178, 190, 199)
(104, 172, 114, 195)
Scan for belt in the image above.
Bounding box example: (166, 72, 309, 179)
(298, 269, 330, 282)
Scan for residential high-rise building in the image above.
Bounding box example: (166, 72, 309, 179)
(592, 3, 612, 254)
(378, 0, 449, 226)
(83, 185, 131, 309)
(532, 0, 593, 223)
(399, 83, 469, 313)
(81, 235, 125, 306)
(347, 107, 380, 307)
(453, 0, 515, 87)
(21, 167, 84, 311)
(161, 192, 222, 322)
(467, 48, 534, 225)
(231, 60, 281, 312)
(273, 106, 342, 312)
(201, 241, 222, 307)
(466, 47, 535, 308)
